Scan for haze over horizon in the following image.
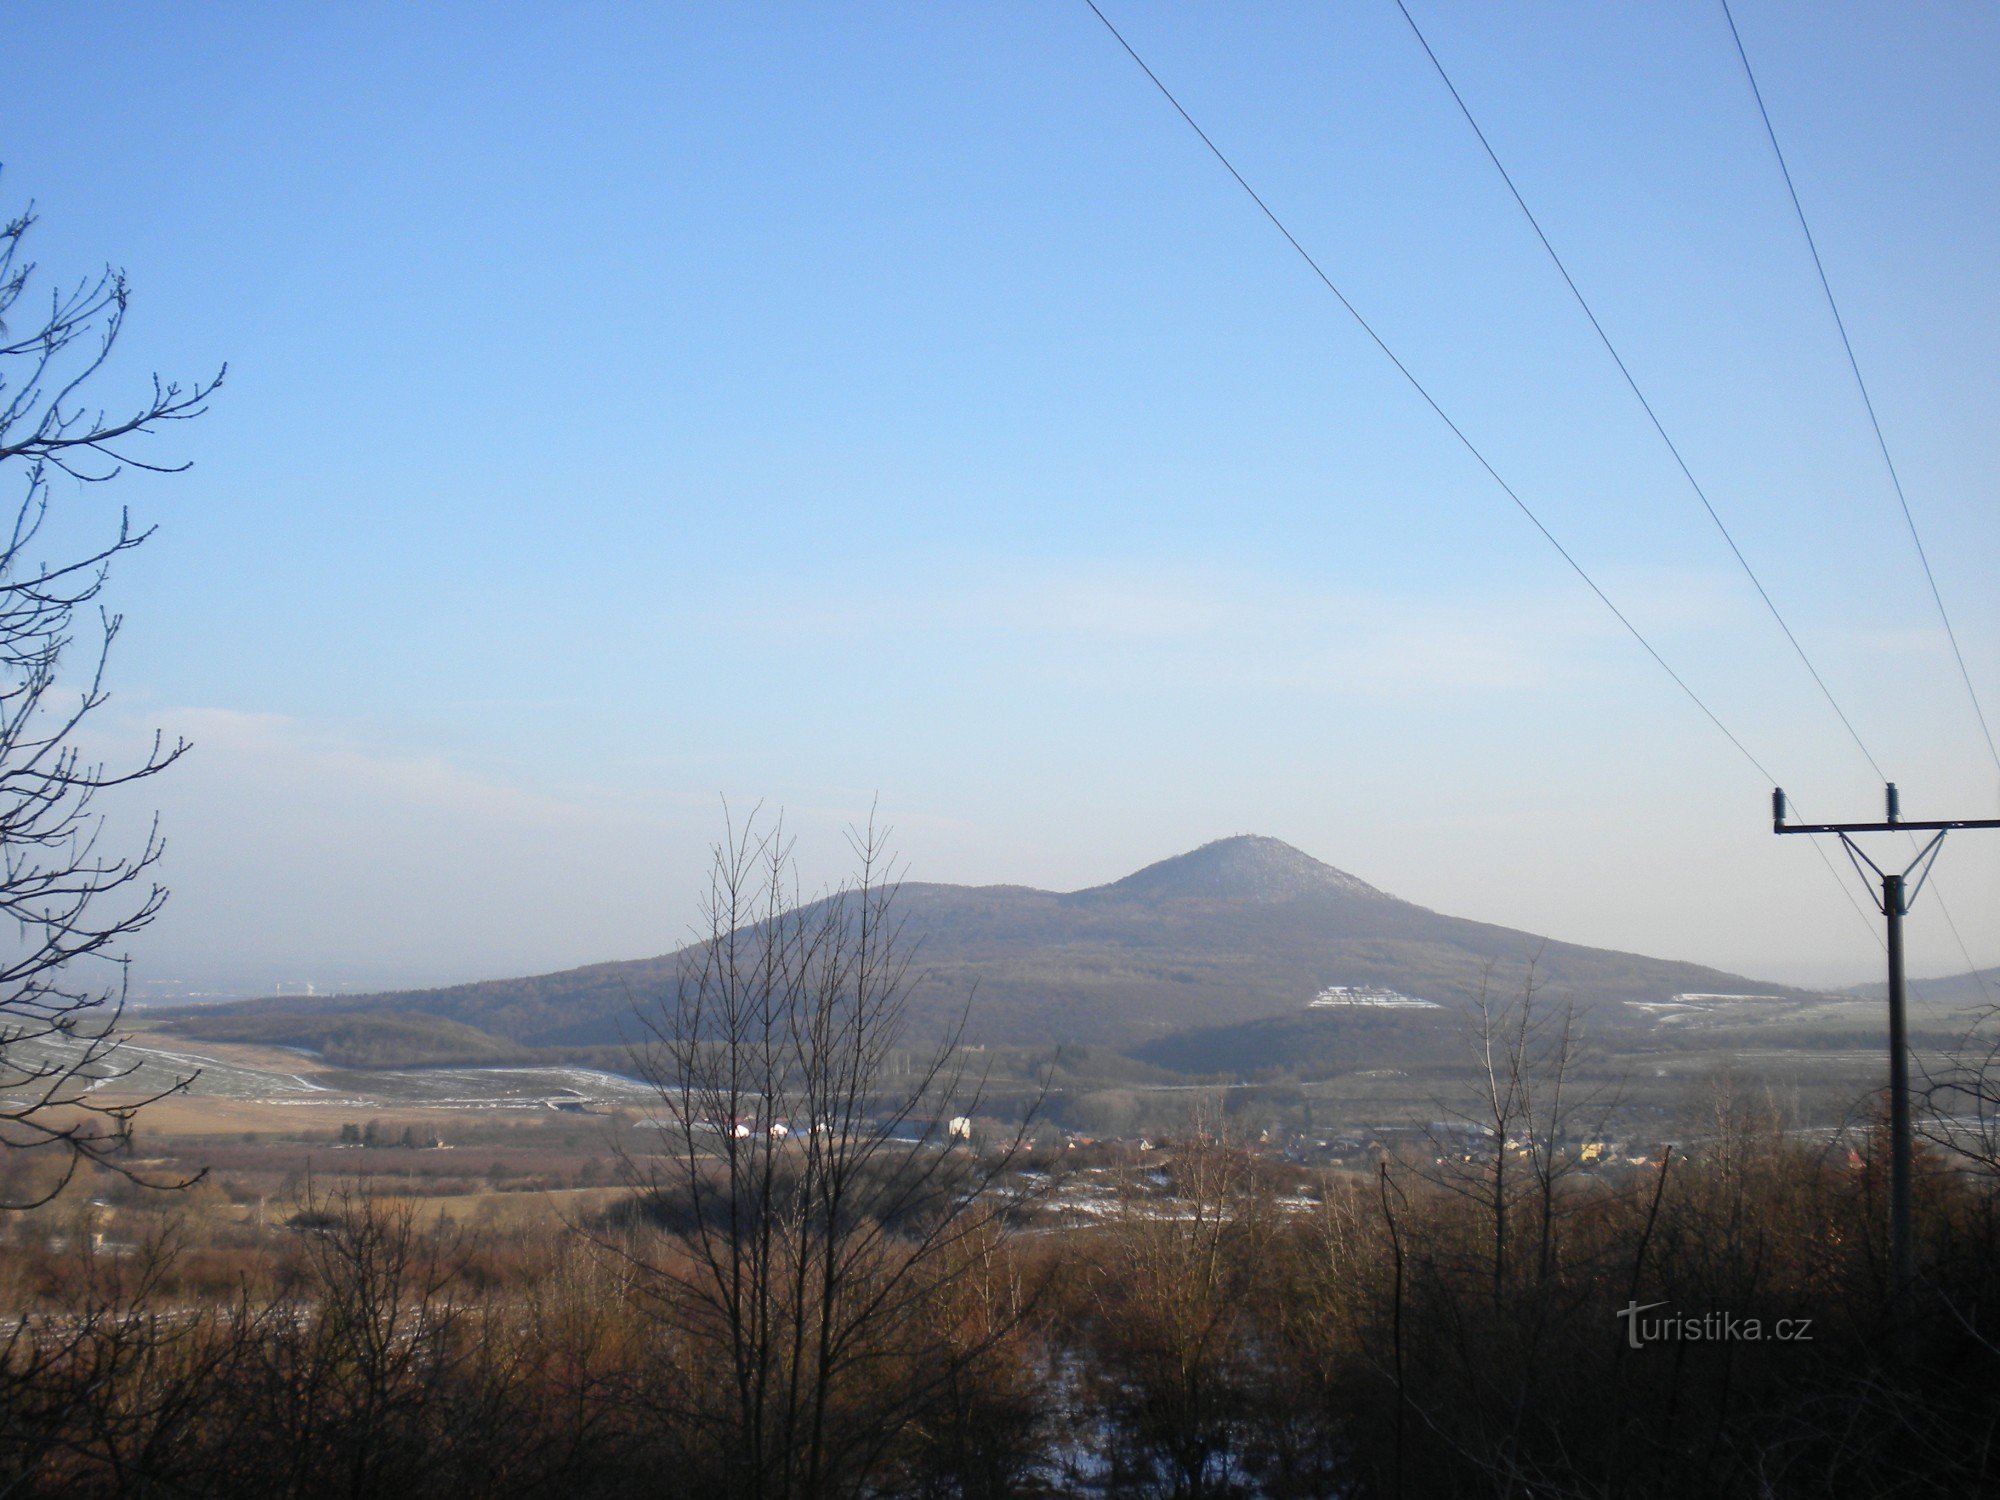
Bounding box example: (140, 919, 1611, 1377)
(10, 2, 1996, 995)
(133, 831, 1978, 1003)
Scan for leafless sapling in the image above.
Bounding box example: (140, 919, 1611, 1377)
(622, 808, 1038, 1500)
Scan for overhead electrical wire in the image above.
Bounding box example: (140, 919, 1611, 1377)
(1390, 0, 1882, 780)
(1716, 0, 1995, 1000)
(1387, 1, 1988, 995)
(1719, 0, 2000, 781)
(1079, 0, 1886, 951)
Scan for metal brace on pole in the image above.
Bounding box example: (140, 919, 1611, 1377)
(1773, 782, 2000, 1303)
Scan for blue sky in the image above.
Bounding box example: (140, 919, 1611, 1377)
(7, 2, 1997, 993)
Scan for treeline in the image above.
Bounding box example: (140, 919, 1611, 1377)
(2, 1110, 1997, 1497)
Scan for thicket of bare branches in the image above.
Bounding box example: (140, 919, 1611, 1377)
(0, 190, 220, 1200)
(0, 1100, 1994, 1497)
(1921, 998, 2000, 1174)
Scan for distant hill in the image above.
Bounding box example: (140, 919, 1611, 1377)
(161, 836, 1801, 1057)
(1847, 966, 2000, 1010)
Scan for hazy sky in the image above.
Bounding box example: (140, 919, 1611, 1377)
(8, 2, 1998, 994)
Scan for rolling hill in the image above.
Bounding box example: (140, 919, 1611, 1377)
(162, 835, 1803, 1057)
(1847, 966, 2000, 1009)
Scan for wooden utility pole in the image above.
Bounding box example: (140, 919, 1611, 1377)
(1773, 782, 2000, 1300)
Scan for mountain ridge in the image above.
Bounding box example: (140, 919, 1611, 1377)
(161, 836, 1805, 1057)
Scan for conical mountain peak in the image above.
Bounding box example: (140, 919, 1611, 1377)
(1089, 835, 1391, 904)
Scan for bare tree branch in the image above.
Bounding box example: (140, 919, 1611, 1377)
(0, 184, 215, 1203)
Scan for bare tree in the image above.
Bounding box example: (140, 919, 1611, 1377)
(622, 808, 1038, 1500)
(1420, 960, 1613, 1299)
(0, 190, 220, 1204)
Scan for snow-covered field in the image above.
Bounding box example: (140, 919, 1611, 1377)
(1306, 985, 1439, 1010)
(1, 1032, 658, 1114)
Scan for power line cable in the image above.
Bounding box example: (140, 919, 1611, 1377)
(1719, 0, 2000, 780)
(1080, 0, 1886, 956)
(1083, 0, 1761, 779)
(1392, 0, 1884, 781)
(1717, 0, 1995, 1000)
(1389, 0, 1982, 998)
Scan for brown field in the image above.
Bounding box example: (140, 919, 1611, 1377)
(119, 1029, 340, 1080)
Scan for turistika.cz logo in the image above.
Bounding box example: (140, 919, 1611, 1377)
(1616, 1301, 1814, 1349)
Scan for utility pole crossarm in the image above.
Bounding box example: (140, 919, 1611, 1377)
(1772, 785, 2000, 835)
(1775, 817, 2000, 835)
